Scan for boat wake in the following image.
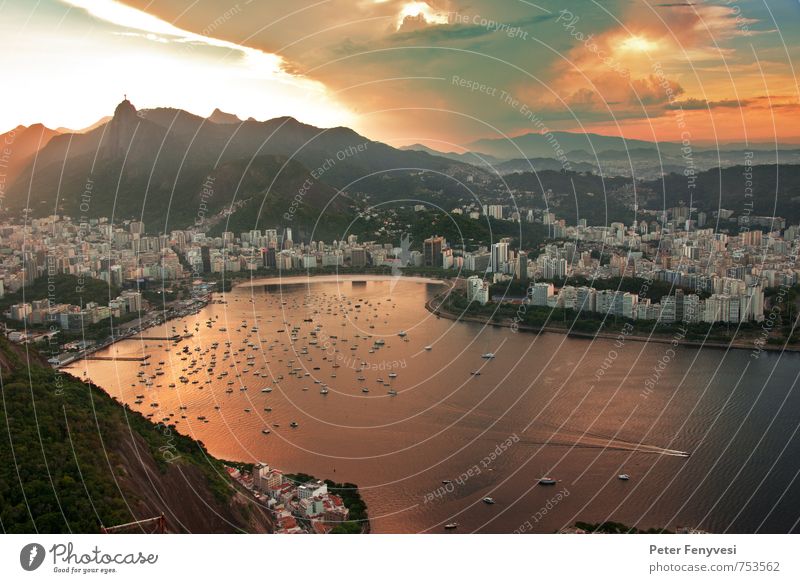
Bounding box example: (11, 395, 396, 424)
(519, 427, 690, 457)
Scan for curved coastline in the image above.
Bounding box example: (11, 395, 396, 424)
(235, 274, 450, 288)
(425, 287, 800, 355)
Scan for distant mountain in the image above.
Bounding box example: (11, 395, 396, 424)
(467, 131, 680, 159)
(56, 116, 112, 134)
(0, 123, 60, 186)
(641, 164, 800, 222)
(400, 143, 501, 166)
(3, 99, 473, 230)
(207, 108, 242, 125)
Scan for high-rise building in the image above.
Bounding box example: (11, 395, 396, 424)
(516, 251, 528, 284)
(424, 236, 444, 268)
(491, 241, 509, 273)
(531, 282, 554, 306)
(487, 205, 504, 220)
(466, 275, 489, 305)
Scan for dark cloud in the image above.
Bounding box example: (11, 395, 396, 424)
(668, 98, 751, 110)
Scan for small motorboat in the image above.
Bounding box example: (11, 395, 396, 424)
(618, 474, 630, 481)
(538, 477, 557, 485)
(444, 522, 459, 530)
(482, 497, 496, 505)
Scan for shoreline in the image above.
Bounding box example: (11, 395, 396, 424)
(234, 273, 451, 288)
(427, 290, 800, 355)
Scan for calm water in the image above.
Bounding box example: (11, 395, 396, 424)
(74, 276, 800, 533)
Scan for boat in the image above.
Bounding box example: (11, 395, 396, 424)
(424, 346, 432, 351)
(481, 352, 496, 359)
(320, 388, 329, 394)
(442, 480, 452, 484)
(397, 331, 407, 337)
(361, 387, 369, 393)
(261, 387, 273, 393)
(482, 497, 496, 505)
(388, 372, 398, 378)
(470, 371, 481, 376)
(387, 389, 397, 396)
(262, 429, 271, 435)
(444, 522, 459, 530)
(618, 474, 630, 481)
(538, 477, 557, 485)
(289, 421, 299, 428)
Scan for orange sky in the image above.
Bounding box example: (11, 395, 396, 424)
(2, 0, 799, 147)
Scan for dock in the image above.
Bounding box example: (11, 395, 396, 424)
(120, 334, 193, 341)
(84, 355, 151, 362)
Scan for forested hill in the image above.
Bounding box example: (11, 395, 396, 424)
(0, 338, 272, 533)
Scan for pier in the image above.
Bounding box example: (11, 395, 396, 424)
(120, 334, 193, 341)
(85, 355, 150, 362)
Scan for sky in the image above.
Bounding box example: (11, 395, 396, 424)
(2, 0, 800, 149)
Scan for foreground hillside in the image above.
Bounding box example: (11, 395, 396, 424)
(0, 338, 273, 533)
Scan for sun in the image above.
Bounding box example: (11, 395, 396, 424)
(621, 35, 658, 52)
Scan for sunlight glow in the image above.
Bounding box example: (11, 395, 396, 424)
(620, 35, 658, 52)
(396, 2, 449, 30)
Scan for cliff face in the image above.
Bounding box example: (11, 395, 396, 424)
(0, 338, 272, 533)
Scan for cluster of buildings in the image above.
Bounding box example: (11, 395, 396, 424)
(0, 217, 185, 297)
(6, 290, 143, 330)
(520, 281, 764, 325)
(182, 227, 414, 273)
(457, 204, 799, 325)
(228, 464, 351, 534)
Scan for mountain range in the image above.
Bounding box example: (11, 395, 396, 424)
(3, 101, 800, 232)
(1, 100, 472, 234)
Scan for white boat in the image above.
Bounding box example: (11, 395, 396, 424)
(424, 346, 432, 351)
(538, 477, 557, 485)
(397, 331, 407, 337)
(618, 474, 630, 481)
(320, 388, 329, 394)
(387, 389, 398, 396)
(388, 372, 398, 378)
(444, 522, 459, 530)
(481, 352, 496, 359)
(482, 497, 496, 505)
